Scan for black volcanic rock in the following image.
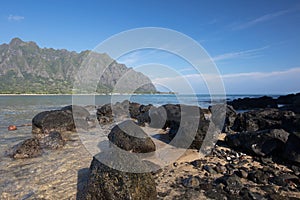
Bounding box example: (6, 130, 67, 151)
(225, 129, 290, 157)
(32, 110, 76, 135)
(85, 150, 157, 200)
(231, 108, 296, 133)
(108, 120, 156, 153)
(11, 138, 42, 159)
(40, 131, 65, 150)
(277, 93, 300, 104)
(209, 104, 237, 133)
(96, 104, 113, 124)
(228, 96, 278, 110)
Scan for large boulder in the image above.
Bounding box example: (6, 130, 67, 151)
(85, 149, 157, 200)
(228, 96, 278, 110)
(10, 138, 42, 159)
(231, 108, 296, 133)
(225, 129, 290, 157)
(32, 109, 76, 136)
(108, 120, 156, 153)
(156, 104, 213, 150)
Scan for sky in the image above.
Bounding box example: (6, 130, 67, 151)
(1, 0, 300, 94)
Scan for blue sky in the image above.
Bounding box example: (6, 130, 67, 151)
(1, 0, 300, 94)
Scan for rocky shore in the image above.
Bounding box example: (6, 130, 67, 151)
(3, 93, 300, 199)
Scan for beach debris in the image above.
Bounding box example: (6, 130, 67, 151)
(8, 125, 17, 131)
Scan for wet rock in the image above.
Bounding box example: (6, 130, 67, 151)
(231, 109, 296, 133)
(32, 110, 75, 136)
(108, 120, 156, 153)
(85, 149, 157, 200)
(182, 176, 200, 188)
(40, 131, 65, 149)
(225, 129, 290, 157)
(11, 138, 42, 159)
(228, 96, 278, 110)
(61, 105, 90, 119)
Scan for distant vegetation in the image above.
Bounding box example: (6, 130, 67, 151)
(0, 38, 157, 94)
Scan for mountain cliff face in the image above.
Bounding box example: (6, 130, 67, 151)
(0, 38, 157, 94)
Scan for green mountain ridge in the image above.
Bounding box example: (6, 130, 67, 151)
(0, 38, 157, 94)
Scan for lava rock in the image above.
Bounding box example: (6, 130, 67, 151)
(209, 104, 237, 133)
(11, 138, 42, 159)
(40, 131, 65, 149)
(32, 110, 75, 136)
(269, 174, 299, 187)
(190, 159, 203, 168)
(216, 174, 243, 195)
(228, 96, 278, 110)
(96, 104, 113, 124)
(231, 109, 296, 133)
(182, 176, 200, 188)
(247, 169, 269, 184)
(225, 129, 290, 157)
(108, 120, 156, 153)
(85, 149, 157, 200)
(129, 102, 141, 119)
(283, 133, 300, 164)
(61, 105, 90, 119)
(277, 93, 300, 104)
(203, 165, 217, 174)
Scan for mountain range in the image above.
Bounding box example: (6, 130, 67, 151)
(0, 38, 157, 94)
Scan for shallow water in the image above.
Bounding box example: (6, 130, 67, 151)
(0, 94, 275, 199)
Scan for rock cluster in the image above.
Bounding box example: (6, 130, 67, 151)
(10, 105, 93, 159)
(85, 120, 157, 199)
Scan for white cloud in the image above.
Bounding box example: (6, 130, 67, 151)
(152, 67, 300, 94)
(8, 14, 25, 21)
(233, 7, 298, 30)
(213, 46, 269, 62)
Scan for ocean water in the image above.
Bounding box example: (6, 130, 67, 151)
(0, 94, 279, 199)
